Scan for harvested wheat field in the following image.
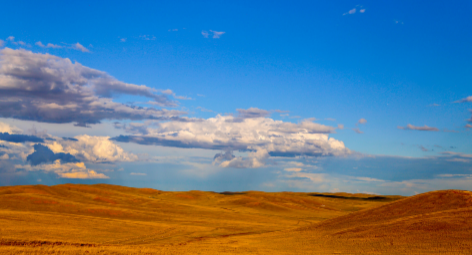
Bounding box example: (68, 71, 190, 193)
(0, 184, 471, 254)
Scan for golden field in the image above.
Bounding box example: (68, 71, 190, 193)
(0, 184, 471, 254)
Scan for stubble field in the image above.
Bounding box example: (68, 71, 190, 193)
(0, 184, 471, 254)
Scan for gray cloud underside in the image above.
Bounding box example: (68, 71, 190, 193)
(397, 124, 439, 131)
(27, 144, 79, 166)
(112, 135, 250, 151)
(0, 48, 185, 126)
(0, 132, 44, 143)
(112, 135, 336, 158)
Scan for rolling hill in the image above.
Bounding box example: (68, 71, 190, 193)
(0, 185, 470, 254)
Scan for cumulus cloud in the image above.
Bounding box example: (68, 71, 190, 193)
(26, 144, 79, 165)
(112, 112, 350, 168)
(210, 30, 225, 39)
(0, 48, 184, 126)
(16, 160, 108, 179)
(0, 121, 137, 165)
(0, 122, 22, 134)
(46, 135, 138, 163)
(357, 118, 367, 125)
(454, 96, 472, 103)
(397, 124, 439, 131)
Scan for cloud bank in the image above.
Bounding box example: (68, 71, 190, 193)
(112, 112, 350, 168)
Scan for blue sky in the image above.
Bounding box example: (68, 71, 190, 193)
(0, 0, 471, 195)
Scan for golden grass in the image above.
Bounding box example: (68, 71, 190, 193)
(0, 184, 470, 254)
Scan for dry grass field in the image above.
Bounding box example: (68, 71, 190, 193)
(0, 184, 470, 254)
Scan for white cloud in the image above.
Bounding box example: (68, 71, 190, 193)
(343, 6, 366, 15)
(357, 118, 367, 125)
(210, 30, 225, 39)
(201, 31, 209, 38)
(343, 8, 356, 15)
(120, 38, 126, 42)
(0, 48, 183, 126)
(454, 96, 472, 103)
(72, 42, 90, 53)
(112, 112, 350, 168)
(46, 135, 138, 163)
(16, 160, 109, 179)
(466, 124, 472, 129)
(6, 36, 14, 42)
(0, 40, 4, 48)
(284, 167, 302, 172)
(35, 41, 63, 49)
(0, 122, 22, 134)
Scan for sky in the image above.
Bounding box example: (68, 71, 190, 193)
(0, 0, 471, 195)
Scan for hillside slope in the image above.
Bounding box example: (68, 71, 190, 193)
(1, 185, 471, 254)
(253, 190, 472, 254)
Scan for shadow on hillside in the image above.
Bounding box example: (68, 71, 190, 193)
(219, 192, 247, 195)
(309, 194, 397, 202)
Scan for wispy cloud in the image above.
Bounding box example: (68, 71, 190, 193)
(139, 35, 156, 41)
(210, 30, 225, 39)
(454, 96, 472, 103)
(120, 38, 127, 42)
(35, 41, 63, 49)
(72, 42, 90, 52)
(202, 30, 225, 39)
(343, 6, 365, 15)
(397, 124, 439, 131)
(196, 106, 213, 112)
(466, 124, 472, 129)
(353, 128, 363, 134)
(0, 40, 4, 47)
(357, 118, 367, 125)
(419, 146, 428, 152)
(130, 172, 147, 176)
